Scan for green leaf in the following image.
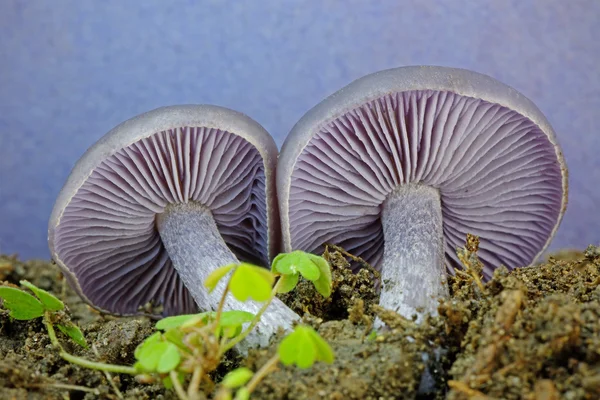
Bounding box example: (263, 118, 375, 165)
(134, 331, 181, 373)
(157, 342, 181, 373)
(229, 263, 274, 302)
(270, 253, 286, 274)
(136, 339, 180, 373)
(278, 326, 304, 366)
(181, 312, 212, 328)
(219, 310, 255, 327)
(279, 327, 313, 368)
(134, 332, 162, 360)
(205, 263, 236, 292)
(253, 267, 276, 287)
(221, 367, 254, 389)
(163, 328, 188, 352)
(306, 254, 333, 298)
(272, 251, 319, 281)
(278, 325, 334, 369)
(216, 311, 254, 339)
(270, 253, 286, 273)
(56, 322, 88, 348)
(156, 313, 210, 330)
(310, 328, 334, 364)
(156, 314, 196, 330)
(272, 251, 332, 297)
(276, 273, 299, 293)
(19, 280, 64, 311)
(296, 264, 320, 281)
(234, 387, 250, 400)
(0, 286, 45, 320)
(221, 325, 243, 339)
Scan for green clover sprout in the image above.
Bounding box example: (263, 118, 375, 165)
(206, 262, 275, 302)
(134, 332, 181, 373)
(0, 280, 86, 348)
(271, 250, 332, 297)
(278, 325, 334, 369)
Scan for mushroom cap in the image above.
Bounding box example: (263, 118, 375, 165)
(278, 66, 567, 277)
(49, 105, 279, 316)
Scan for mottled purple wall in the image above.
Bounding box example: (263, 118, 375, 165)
(1, 0, 598, 259)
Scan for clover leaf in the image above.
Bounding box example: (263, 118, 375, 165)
(0, 286, 45, 320)
(134, 332, 181, 373)
(272, 251, 332, 297)
(205, 264, 236, 293)
(20, 280, 64, 311)
(278, 325, 334, 369)
(229, 263, 274, 302)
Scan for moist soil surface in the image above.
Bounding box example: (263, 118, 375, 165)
(1, 244, 599, 400)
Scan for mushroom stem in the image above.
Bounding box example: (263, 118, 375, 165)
(156, 202, 299, 348)
(379, 183, 448, 321)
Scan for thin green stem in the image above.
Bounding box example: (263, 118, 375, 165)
(28, 382, 101, 395)
(220, 279, 284, 355)
(245, 354, 280, 394)
(219, 331, 228, 349)
(187, 365, 203, 399)
(43, 312, 138, 376)
(170, 370, 189, 400)
(43, 312, 63, 349)
(213, 270, 234, 336)
(59, 351, 138, 375)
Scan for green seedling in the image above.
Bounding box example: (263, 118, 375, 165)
(279, 325, 334, 368)
(272, 250, 332, 297)
(0, 281, 87, 348)
(136, 335, 181, 374)
(0, 251, 334, 400)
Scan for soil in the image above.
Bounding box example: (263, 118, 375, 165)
(1, 243, 599, 399)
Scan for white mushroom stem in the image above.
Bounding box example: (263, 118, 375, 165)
(379, 183, 448, 321)
(156, 202, 299, 349)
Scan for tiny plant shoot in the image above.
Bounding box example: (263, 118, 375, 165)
(0, 281, 88, 348)
(0, 250, 334, 400)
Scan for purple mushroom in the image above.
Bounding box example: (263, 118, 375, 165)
(277, 66, 567, 320)
(49, 105, 298, 346)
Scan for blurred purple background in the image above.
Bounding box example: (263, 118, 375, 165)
(1, 0, 599, 259)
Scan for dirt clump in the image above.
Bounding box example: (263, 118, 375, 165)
(247, 242, 600, 400)
(445, 245, 600, 400)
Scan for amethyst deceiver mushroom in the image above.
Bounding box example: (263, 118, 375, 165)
(49, 105, 299, 346)
(277, 66, 567, 320)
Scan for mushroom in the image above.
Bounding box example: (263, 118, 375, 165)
(277, 66, 567, 320)
(49, 105, 299, 347)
